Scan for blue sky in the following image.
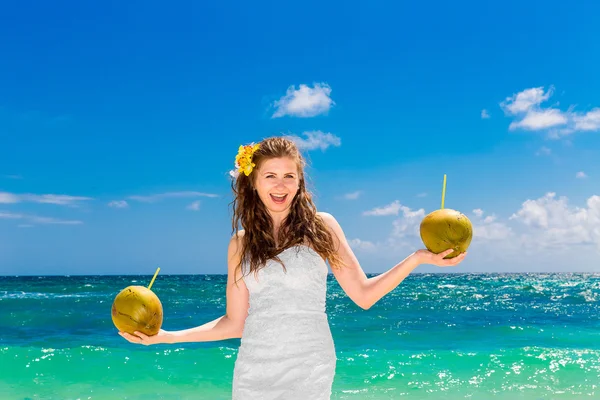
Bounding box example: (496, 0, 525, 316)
(2, 1, 600, 275)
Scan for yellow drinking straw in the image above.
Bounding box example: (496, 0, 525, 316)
(148, 267, 160, 290)
(441, 174, 447, 209)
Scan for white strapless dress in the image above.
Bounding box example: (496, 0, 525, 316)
(232, 245, 337, 400)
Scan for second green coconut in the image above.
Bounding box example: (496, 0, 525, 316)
(420, 208, 473, 259)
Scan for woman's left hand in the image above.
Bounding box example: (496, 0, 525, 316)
(118, 329, 171, 346)
(414, 248, 467, 267)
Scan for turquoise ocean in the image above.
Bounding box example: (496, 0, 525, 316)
(1, 273, 599, 399)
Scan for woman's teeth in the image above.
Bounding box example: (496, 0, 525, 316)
(270, 194, 287, 204)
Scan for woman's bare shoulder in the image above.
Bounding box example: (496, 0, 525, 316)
(228, 230, 245, 253)
(316, 211, 336, 226)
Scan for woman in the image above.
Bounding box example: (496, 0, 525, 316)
(119, 137, 467, 399)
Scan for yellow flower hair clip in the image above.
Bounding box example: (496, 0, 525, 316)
(233, 143, 260, 177)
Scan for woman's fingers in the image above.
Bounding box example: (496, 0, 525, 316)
(440, 249, 455, 258)
(119, 331, 132, 342)
(133, 331, 147, 340)
(434, 248, 455, 262)
(440, 252, 467, 267)
(453, 252, 467, 263)
(119, 331, 144, 344)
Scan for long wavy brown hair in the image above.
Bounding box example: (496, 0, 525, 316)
(229, 136, 344, 284)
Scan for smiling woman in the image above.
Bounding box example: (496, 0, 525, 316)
(118, 136, 466, 400)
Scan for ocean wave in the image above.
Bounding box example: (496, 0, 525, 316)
(0, 291, 105, 300)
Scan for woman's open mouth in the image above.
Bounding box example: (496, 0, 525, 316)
(270, 194, 288, 204)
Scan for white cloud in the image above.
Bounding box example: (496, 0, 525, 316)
(500, 86, 600, 138)
(108, 200, 129, 208)
(510, 193, 557, 228)
(343, 191, 362, 200)
(0, 211, 82, 225)
(3, 174, 23, 179)
(573, 108, 600, 131)
(285, 131, 341, 151)
(501, 86, 553, 114)
(471, 212, 513, 241)
(481, 109, 490, 119)
(0, 192, 20, 203)
(187, 200, 201, 211)
(363, 200, 403, 216)
(128, 191, 218, 203)
(23, 194, 92, 205)
(509, 192, 600, 249)
(509, 109, 568, 131)
(0, 212, 21, 219)
(0, 192, 92, 206)
(576, 171, 587, 179)
(29, 215, 83, 225)
(390, 206, 426, 239)
(348, 238, 376, 252)
(343, 203, 427, 255)
(272, 83, 334, 118)
(467, 208, 513, 241)
(416, 192, 427, 198)
(535, 146, 552, 156)
(483, 215, 496, 223)
(357, 202, 426, 252)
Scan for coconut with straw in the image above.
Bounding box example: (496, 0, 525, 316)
(419, 174, 473, 259)
(111, 267, 164, 336)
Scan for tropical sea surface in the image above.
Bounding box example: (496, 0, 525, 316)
(1, 273, 599, 399)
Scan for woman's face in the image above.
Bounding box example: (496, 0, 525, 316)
(254, 157, 300, 216)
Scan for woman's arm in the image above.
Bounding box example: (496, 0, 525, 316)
(120, 232, 250, 345)
(317, 212, 465, 310)
(355, 249, 455, 310)
(166, 314, 243, 343)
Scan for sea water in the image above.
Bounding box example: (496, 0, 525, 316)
(1, 273, 599, 399)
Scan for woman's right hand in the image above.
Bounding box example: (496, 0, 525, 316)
(414, 248, 467, 267)
(118, 329, 171, 346)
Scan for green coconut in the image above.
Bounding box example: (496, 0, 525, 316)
(419, 208, 473, 259)
(111, 285, 163, 336)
